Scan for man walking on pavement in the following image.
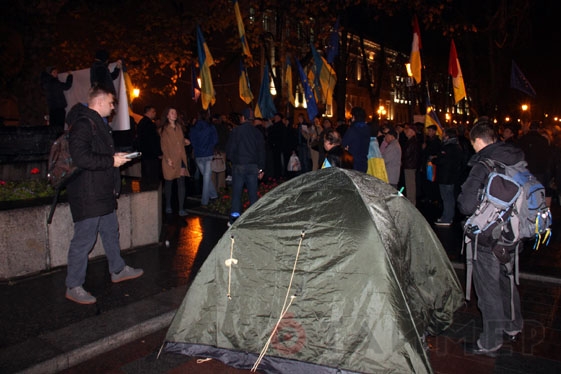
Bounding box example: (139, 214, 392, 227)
(225, 108, 265, 226)
(457, 119, 524, 355)
(65, 86, 143, 305)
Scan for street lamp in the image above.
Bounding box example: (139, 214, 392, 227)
(521, 104, 530, 128)
(377, 105, 386, 120)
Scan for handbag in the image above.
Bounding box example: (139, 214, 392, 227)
(211, 153, 226, 173)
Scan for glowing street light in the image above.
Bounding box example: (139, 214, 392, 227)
(377, 105, 386, 119)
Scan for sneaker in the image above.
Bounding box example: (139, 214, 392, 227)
(66, 286, 96, 305)
(464, 341, 501, 357)
(434, 219, 452, 227)
(179, 210, 188, 216)
(165, 208, 172, 214)
(111, 265, 144, 283)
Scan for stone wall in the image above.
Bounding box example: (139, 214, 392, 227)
(0, 187, 161, 280)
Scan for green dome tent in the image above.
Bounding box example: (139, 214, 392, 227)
(165, 168, 464, 373)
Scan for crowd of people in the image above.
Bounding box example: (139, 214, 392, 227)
(126, 103, 560, 229)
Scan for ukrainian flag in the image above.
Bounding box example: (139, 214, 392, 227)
(285, 57, 295, 106)
(254, 61, 276, 119)
(239, 59, 253, 104)
(196, 25, 216, 110)
(425, 99, 443, 137)
(234, 0, 252, 58)
(310, 43, 336, 107)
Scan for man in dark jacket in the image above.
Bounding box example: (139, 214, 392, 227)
(65, 86, 143, 305)
(40, 66, 73, 133)
(432, 127, 464, 226)
(518, 121, 551, 188)
(402, 124, 420, 206)
(136, 106, 162, 185)
(457, 120, 524, 356)
(225, 108, 265, 226)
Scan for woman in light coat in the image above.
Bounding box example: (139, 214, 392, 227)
(159, 107, 190, 216)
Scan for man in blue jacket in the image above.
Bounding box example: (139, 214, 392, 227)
(190, 111, 219, 207)
(65, 86, 143, 305)
(342, 107, 370, 172)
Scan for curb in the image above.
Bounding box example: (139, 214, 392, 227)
(18, 311, 176, 374)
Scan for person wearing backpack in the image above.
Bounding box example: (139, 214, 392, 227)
(64, 86, 144, 305)
(457, 119, 524, 356)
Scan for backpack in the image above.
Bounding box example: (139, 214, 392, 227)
(47, 131, 78, 190)
(462, 158, 552, 318)
(464, 159, 552, 252)
(46, 118, 95, 224)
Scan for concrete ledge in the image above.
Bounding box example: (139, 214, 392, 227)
(0, 187, 162, 280)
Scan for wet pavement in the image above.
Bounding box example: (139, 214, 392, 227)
(1, 189, 561, 373)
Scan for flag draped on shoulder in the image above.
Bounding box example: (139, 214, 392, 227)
(234, 0, 252, 58)
(310, 43, 336, 107)
(239, 59, 253, 104)
(409, 15, 422, 84)
(326, 16, 340, 64)
(196, 25, 216, 110)
(448, 39, 466, 104)
(254, 61, 276, 119)
(285, 57, 295, 106)
(297, 59, 318, 120)
(510, 60, 536, 97)
(367, 137, 388, 183)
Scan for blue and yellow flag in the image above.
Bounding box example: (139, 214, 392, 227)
(234, 0, 252, 58)
(196, 25, 216, 110)
(311, 43, 336, 107)
(296, 59, 318, 121)
(239, 59, 253, 104)
(254, 61, 276, 119)
(425, 97, 443, 137)
(285, 57, 295, 106)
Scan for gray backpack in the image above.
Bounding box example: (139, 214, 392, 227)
(462, 158, 552, 318)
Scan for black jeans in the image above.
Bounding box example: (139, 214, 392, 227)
(472, 247, 523, 349)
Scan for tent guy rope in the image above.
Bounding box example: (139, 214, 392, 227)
(225, 235, 238, 299)
(251, 230, 306, 372)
